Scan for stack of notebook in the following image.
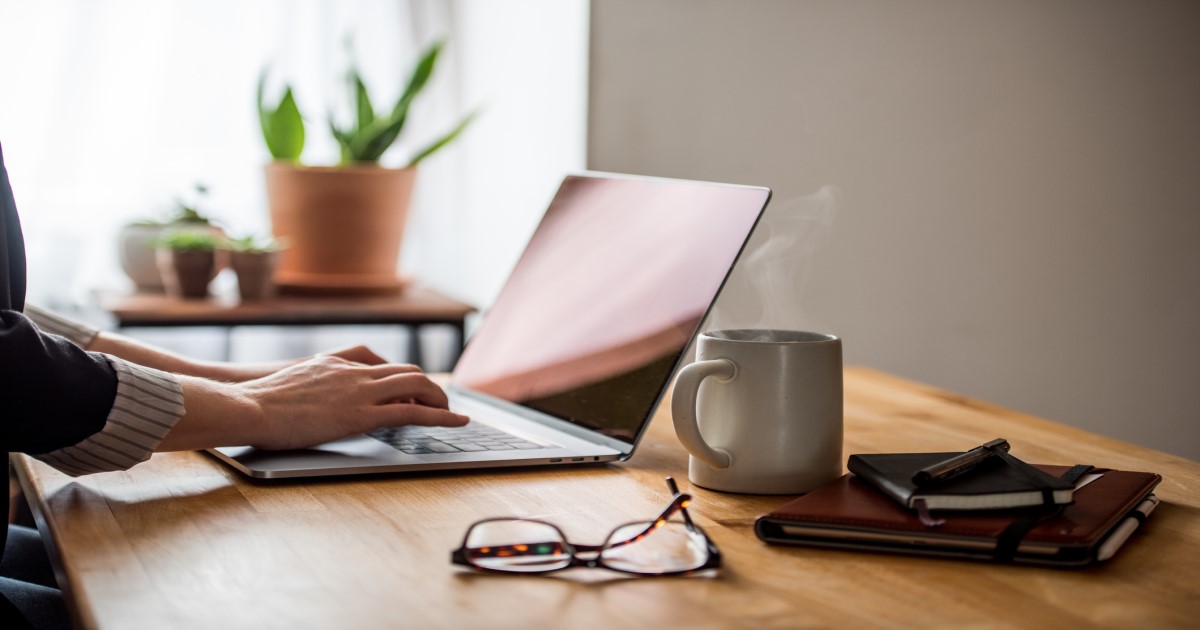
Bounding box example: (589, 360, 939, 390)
(755, 442, 1161, 567)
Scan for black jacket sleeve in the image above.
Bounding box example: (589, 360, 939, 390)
(0, 310, 116, 453)
(2, 141, 117, 455)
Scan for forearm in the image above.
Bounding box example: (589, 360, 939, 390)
(17, 305, 464, 458)
(28, 305, 386, 382)
(87, 330, 297, 381)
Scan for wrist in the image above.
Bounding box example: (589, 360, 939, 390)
(159, 377, 265, 451)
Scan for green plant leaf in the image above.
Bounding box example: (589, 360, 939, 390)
(329, 116, 355, 164)
(365, 40, 443, 161)
(168, 182, 214, 224)
(256, 69, 272, 143)
(351, 111, 408, 163)
(353, 69, 375, 134)
(257, 69, 305, 161)
(223, 233, 283, 253)
(155, 230, 223, 251)
(267, 88, 306, 160)
(393, 41, 442, 119)
(316, 40, 465, 165)
(406, 111, 477, 167)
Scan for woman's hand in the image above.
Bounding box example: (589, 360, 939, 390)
(159, 355, 468, 452)
(240, 354, 467, 450)
(205, 344, 394, 382)
(316, 344, 389, 366)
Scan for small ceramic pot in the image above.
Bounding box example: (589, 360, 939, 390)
(230, 251, 279, 301)
(157, 248, 217, 299)
(119, 224, 169, 292)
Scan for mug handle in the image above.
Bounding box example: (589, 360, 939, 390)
(671, 358, 736, 469)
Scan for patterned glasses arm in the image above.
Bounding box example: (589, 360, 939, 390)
(599, 492, 692, 551)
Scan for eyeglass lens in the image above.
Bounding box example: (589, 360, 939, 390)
(464, 520, 572, 572)
(601, 521, 710, 573)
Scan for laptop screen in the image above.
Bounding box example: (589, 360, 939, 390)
(451, 174, 770, 444)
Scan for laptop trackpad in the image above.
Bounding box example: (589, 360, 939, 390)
(215, 436, 396, 466)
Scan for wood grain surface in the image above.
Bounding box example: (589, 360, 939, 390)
(14, 367, 1200, 629)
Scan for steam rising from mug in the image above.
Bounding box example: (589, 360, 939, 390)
(708, 186, 839, 333)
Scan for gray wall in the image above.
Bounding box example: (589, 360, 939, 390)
(588, 0, 1200, 460)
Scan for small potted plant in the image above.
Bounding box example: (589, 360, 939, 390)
(119, 183, 223, 292)
(155, 230, 223, 299)
(224, 234, 283, 301)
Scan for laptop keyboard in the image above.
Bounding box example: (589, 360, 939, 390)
(368, 422, 553, 455)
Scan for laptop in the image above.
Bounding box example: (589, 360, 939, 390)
(210, 172, 771, 479)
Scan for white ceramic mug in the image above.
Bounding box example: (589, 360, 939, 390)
(671, 329, 843, 494)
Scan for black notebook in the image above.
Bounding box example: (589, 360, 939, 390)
(847, 452, 1075, 511)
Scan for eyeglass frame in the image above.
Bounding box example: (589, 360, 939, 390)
(450, 477, 722, 576)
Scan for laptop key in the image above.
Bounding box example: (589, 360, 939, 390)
(368, 424, 552, 454)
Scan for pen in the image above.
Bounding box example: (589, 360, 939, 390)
(1096, 495, 1159, 561)
(912, 438, 1010, 486)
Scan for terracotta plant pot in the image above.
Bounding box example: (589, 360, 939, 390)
(230, 250, 279, 301)
(265, 164, 416, 293)
(156, 248, 218, 299)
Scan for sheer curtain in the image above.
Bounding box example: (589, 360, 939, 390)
(0, 0, 587, 314)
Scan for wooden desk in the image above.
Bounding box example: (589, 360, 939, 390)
(97, 286, 475, 369)
(13, 368, 1200, 629)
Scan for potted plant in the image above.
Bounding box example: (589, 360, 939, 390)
(118, 183, 223, 292)
(224, 234, 283, 301)
(258, 40, 475, 294)
(155, 230, 223, 299)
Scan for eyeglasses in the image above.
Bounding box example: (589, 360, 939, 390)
(451, 477, 721, 576)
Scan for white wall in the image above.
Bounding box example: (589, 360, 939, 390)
(588, 0, 1200, 460)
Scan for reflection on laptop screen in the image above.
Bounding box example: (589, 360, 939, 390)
(452, 174, 769, 443)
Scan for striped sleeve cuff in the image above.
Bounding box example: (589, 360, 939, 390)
(34, 356, 186, 477)
(23, 303, 100, 348)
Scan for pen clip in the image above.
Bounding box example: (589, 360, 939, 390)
(912, 438, 1010, 486)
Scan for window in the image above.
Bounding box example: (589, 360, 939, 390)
(0, 0, 588, 310)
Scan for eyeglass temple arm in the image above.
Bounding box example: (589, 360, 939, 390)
(666, 477, 699, 530)
(598, 478, 693, 551)
(667, 478, 722, 566)
(587, 496, 688, 552)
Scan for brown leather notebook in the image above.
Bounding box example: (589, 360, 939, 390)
(755, 466, 1161, 567)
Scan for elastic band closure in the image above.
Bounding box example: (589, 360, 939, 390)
(991, 464, 1092, 561)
